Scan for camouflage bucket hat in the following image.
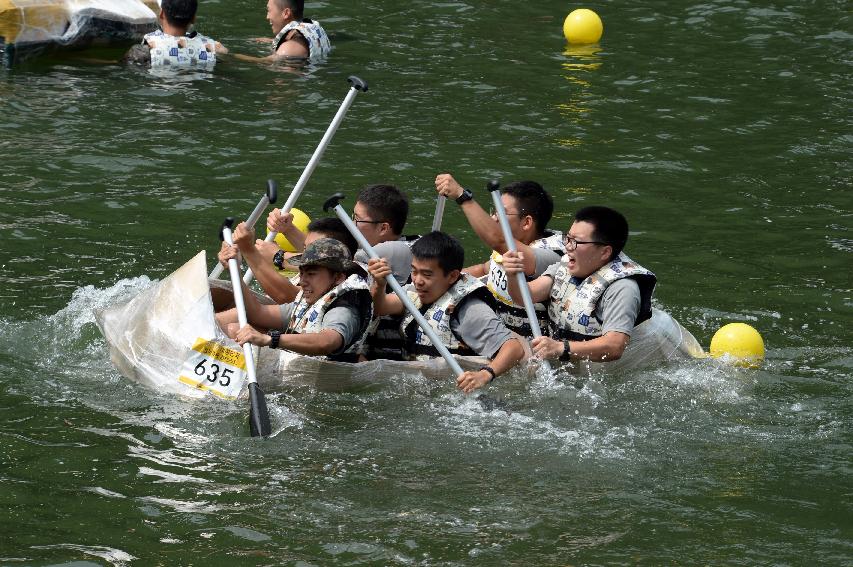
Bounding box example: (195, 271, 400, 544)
(289, 238, 358, 273)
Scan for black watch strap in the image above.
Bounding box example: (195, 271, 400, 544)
(480, 365, 497, 382)
(455, 188, 473, 205)
(273, 250, 285, 270)
(559, 340, 572, 361)
(268, 329, 281, 349)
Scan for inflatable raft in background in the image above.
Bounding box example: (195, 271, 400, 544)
(0, 0, 159, 66)
(95, 251, 704, 400)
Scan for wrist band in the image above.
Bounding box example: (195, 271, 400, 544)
(273, 250, 285, 270)
(480, 365, 496, 382)
(268, 329, 281, 349)
(559, 340, 572, 361)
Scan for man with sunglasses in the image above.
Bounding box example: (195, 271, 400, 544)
(502, 206, 656, 363)
(434, 173, 564, 338)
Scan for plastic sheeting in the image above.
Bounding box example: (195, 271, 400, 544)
(95, 252, 491, 398)
(0, 0, 158, 64)
(576, 308, 705, 376)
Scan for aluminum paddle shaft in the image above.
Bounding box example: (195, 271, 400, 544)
(210, 180, 278, 279)
(487, 181, 551, 371)
(220, 218, 272, 438)
(431, 196, 447, 232)
(244, 75, 368, 285)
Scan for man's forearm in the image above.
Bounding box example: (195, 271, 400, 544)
(242, 247, 298, 304)
(279, 329, 343, 356)
(489, 338, 525, 376)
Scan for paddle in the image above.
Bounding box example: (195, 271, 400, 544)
(487, 180, 551, 372)
(220, 217, 272, 438)
(244, 75, 369, 285)
(209, 179, 278, 279)
(323, 193, 465, 377)
(431, 195, 447, 232)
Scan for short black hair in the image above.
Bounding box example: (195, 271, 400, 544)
(275, 0, 304, 20)
(307, 217, 358, 257)
(501, 181, 553, 236)
(411, 231, 464, 275)
(574, 206, 629, 260)
(356, 184, 409, 235)
(161, 0, 197, 28)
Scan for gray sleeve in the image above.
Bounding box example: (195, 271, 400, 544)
(450, 297, 514, 359)
(355, 241, 412, 285)
(278, 302, 295, 328)
(319, 304, 362, 353)
(596, 278, 642, 336)
(532, 248, 563, 277)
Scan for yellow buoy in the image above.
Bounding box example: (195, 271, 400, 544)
(710, 323, 765, 368)
(268, 208, 311, 252)
(563, 8, 603, 45)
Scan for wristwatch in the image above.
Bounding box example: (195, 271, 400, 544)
(559, 340, 572, 361)
(455, 187, 474, 205)
(479, 365, 497, 382)
(273, 250, 285, 270)
(268, 329, 281, 349)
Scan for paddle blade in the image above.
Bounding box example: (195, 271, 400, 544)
(248, 383, 272, 438)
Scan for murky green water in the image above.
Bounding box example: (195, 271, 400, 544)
(1, 1, 851, 565)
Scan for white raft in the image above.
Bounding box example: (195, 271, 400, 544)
(0, 0, 158, 66)
(95, 252, 704, 399)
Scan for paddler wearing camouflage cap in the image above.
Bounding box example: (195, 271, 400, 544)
(232, 238, 373, 362)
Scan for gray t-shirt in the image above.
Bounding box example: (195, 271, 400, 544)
(450, 296, 515, 359)
(279, 301, 362, 354)
(355, 240, 413, 285)
(530, 248, 563, 277)
(542, 264, 642, 336)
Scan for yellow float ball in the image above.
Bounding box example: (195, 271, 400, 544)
(268, 207, 311, 252)
(563, 8, 603, 45)
(710, 323, 765, 368)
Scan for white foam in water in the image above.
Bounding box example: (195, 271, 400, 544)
(49, 276, 155, 340)
(30, 544, 136, 566)
(431, 392, 632, 460)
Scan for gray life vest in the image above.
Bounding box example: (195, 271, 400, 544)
(144, 30, 216, 70)
(547, 252, 656, 341)
(272, 19, 331, 61)
(356, 235, 420, 360)
(400, 274, 495, 361)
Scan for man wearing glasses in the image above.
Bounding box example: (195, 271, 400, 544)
(349, 184, 420, 360)
(434, 173, 564, 338)
(502, 206, 656, 364)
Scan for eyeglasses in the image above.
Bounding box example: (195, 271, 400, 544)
(352, 214, 384, 225)
(488, 207, 527, 218)
(563, 235, 606, 251)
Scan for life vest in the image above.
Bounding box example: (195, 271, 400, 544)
(144, 30, 217, 70)
(547, 252, 656, 341)
(355, 236, 420, 360)
(272, 19, 331, 61)
(485, 230, 564, 337)
(400, 274, 495, 361)
(359, 315, 407, 361)
(285, 272, 372, 362)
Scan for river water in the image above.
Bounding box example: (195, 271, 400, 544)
(1, 1, 850, 565)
